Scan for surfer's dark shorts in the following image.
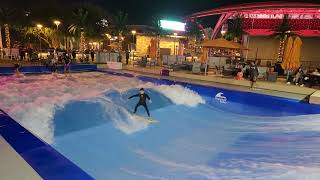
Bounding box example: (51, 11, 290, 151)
(250, 76, 257, 82)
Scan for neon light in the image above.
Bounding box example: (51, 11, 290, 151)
(160, 20, 186, 31)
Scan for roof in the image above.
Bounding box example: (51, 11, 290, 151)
(187, 2, 320, 19)
(201, 38, 248, 49)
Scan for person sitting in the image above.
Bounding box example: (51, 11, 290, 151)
(14, 63, 24, 78)
(292, 67, 305, 86)
(312, 68, 320, 75)
(235, 68, 244, 80)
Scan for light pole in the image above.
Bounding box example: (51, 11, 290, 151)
(37, 24, 43, 58)
(131, 30, 136, 62)
(53, 20, 61, 49)
(173, 33, 177, 56)
(53, 20, 61, 30)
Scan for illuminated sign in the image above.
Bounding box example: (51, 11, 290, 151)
(160, 20, 186, 31)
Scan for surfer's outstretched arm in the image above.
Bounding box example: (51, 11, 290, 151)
(146, 94, 151, 100)
(128, 94, 139, 99)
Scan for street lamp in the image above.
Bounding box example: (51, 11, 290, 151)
(37, 24, 43, 29)
(53, 20, 61, 30)
(36, 24, 43, 57)
(131, 30, 137, 62)
(173, 33, 178, 56)
(53, 20, 61, 49)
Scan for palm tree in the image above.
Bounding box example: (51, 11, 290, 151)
(186, 19, 203, 57)
(274, 14, 292, 61)
(0, 8, 17, 50)
(23, 26, 56, 48)
(151, 15, 165, 63)
(225, 15, 243, 42)
(110, 11, 128, 38)
(110, 11, 128, 59)
(68, 8, 89, 54)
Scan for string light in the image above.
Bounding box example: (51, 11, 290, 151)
(4, 24, 10, 49)
(80, 30, 85, 53)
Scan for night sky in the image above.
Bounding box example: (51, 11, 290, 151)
(3, 0, 318, 25)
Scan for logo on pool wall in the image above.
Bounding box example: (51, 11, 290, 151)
(215, 92, 227, 103)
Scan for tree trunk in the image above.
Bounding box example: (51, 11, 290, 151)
(0, 26, 3, 49)
(277, 38, 285, 62)
(80, 30, 85, 58)
(4, 24, 10, 49)
(157, 35, 160, 65)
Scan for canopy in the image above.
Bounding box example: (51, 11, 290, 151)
(201, 38, 248, 50)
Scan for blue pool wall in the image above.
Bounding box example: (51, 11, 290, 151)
(0, 64, 97, 74)
(0, 110, 93, 180)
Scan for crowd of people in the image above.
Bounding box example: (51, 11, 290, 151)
(228, 60, 319, 89)
(12, 48, 97, 79)
(288, 67, 320, 87)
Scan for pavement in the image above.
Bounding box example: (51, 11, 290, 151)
(110, 65, 319, 101)
(0, 136, 42, 180)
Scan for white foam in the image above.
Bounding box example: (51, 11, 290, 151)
(91, 97, 149, 134)
(143, 83, 205, 107)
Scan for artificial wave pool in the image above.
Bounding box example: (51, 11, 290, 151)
(1, 72, 320, 180)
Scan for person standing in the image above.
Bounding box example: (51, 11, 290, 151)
(90, 49, 95, 62)
(249, 61, 259, 89)
(125, 50, 130, 65)
(128, 88, 151, 117)
(64, 51, 71, 77)
(72, 49, 76, 60)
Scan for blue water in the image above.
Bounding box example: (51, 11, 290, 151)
(49, 77, 320, 180)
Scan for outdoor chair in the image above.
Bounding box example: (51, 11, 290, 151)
(266, 72, 278, 82)
(192, 62, 201, 74)
(147, 59, 157, 68)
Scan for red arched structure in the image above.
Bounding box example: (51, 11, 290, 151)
(186, 2, 320, 39)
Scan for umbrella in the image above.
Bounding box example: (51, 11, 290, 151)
(289, 37, 302, 70)
(281, 36, 294, 70)
(281, 37, 302, 80)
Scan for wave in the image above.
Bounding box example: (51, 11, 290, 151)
(89, 96, 149, 134)
(0, 73, 205, 144)
(143, 83, 205, 107)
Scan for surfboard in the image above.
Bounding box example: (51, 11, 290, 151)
(132, 115, 159, 123)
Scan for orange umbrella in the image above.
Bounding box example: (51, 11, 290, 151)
(281, 37, 294, 70)
(282, 37, 302, 71)
(289, 37, 302, 70)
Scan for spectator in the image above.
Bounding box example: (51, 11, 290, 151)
(72, 49, 76, 60)
(90, 49, 95, 62)
(293, 67, 304, 85)
(312, 68, 320, 75)
(27, 47, 33, 61)
(248, 61, 259, 89)
(125, 50, 130, 65)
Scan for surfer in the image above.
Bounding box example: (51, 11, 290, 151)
(128, 88, 151, 117)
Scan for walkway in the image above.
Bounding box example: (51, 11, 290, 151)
(115, 66, 318, 101)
